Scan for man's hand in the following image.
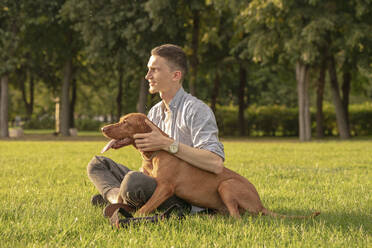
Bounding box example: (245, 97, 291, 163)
(134, 120, 173, 152)
(135, 119, 224, 174)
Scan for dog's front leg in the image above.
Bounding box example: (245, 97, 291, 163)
(137, 182, 174, 215)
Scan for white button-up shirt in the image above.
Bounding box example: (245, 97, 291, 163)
(147, 87, 225, 161)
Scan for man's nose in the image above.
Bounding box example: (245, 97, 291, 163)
(145, 71, 151, 80)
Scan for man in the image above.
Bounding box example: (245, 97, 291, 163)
(87, 44, 225, 213)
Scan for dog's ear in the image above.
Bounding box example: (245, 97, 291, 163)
(138, 116, 152, 133)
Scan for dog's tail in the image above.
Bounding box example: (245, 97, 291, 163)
(261, 208, 320, 219)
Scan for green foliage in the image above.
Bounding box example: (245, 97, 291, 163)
(21, 117, 104, 132)
(349, 103, 372, 136)
(0, 0, 22, 75)
(252, 105, 298, 136)
(215, 105, 239, 136)
(19, 102, 372, 135)
(22, 116, 54, 129)
(217, 104, 299, 136)
(235, 0, 372, 71)
(236, 0, 328, 64)
(74, 118, 104, 131)
(216, 103, 372, 137)
(2, 0, 372, 140)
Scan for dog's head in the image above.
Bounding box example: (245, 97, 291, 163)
(101, 113, 152, 153)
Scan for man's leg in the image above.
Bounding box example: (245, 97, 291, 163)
(119, 171, 191, 212)
(87, 156, 190, 212)
(87, 155, 130, 203)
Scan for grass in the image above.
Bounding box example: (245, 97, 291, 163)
(0, 134, 371, 247)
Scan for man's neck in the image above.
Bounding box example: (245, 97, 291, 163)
(159, 85, 181, 106)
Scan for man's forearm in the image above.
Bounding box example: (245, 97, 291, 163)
(134, 121, 224, 174)
(163, 140, 224, 174)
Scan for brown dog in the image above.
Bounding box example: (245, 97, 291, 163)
(101, 113, 320, 219)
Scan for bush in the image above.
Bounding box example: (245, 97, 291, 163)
(349, 103, 372, 136)
(22, 116, 103, 131)
(215, 103, 372, 137)
(215, 105, 239, 136)
(19, 102, 372, 136)
(75, 118, 103, 131)
(22, 116, 54, 129)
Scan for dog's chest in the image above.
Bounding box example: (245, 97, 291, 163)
(146, 162, 161, 178)
(143, 157, 176, 179)
(142, 161, 163, 178)
(141, 160, 153, 175)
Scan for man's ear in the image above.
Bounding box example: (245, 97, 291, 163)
(173, 71, 182, 81)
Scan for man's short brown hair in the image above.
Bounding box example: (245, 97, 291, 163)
(151, 44, 188, 81)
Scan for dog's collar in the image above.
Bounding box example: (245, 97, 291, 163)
(141, 151, 159, 161)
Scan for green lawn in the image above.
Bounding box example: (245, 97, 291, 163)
(0, 137, 371, 247)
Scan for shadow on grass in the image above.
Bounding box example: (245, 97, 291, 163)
(237, 207, 372, 235)
(89, 203, 371, 236)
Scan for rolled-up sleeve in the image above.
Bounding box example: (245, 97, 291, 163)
(186, 103, 225, 161)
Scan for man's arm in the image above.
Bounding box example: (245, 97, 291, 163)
(134, 120, 224, 174)
(171, 140, 224, 174)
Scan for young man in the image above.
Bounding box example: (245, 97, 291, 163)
(87, 44, 225, 212)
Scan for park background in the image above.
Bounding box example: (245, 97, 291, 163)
(1, 0, 371, 139)
(0, 1, 371, 247)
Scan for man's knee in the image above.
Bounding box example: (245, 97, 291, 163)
(119, 171, 157, 208)
(87, 155, 106, 177)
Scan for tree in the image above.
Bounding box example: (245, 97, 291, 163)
(0, 76, 9, 137)
(145, 0, 216, 97)
(12, 65, 35, 120)
(296, 61, 311, 140)
(315, 55, 327, 138)
(36, 1, 81, 136)
(0, 1, 24, 137)
(234, 0, 362, 141)
(324, 0, 372, 138)
(62, 0, 161, 118)
(328, 55, 350, 139)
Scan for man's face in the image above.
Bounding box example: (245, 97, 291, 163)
(145, 55, 176, 94)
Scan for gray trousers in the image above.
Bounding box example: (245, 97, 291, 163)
(87, 155, 190, 211)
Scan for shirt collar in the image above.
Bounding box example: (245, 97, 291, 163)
(169, 87, 185, 110)
(161, 87, 185, 113)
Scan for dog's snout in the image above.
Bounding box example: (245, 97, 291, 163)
(101, 126, 107, 132)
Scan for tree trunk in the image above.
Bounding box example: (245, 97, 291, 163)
(210, 72, 220, 113)
(189, 9, 200, 96)
(116, 70, 123, 121)
(69, 78, 77, 128)
(60, 59, 72, 136)
(21, 71, 34, 120)
(328, 56, 350, 139)
(0, 75, 9, 138)
(342, 69, 351, 132)
(54, 97, 60, 134)
(316, 59, 326, 138)
(238, 65, 247, 136)
(137, 78, 148, 114)
(296, 61, 311, 141)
